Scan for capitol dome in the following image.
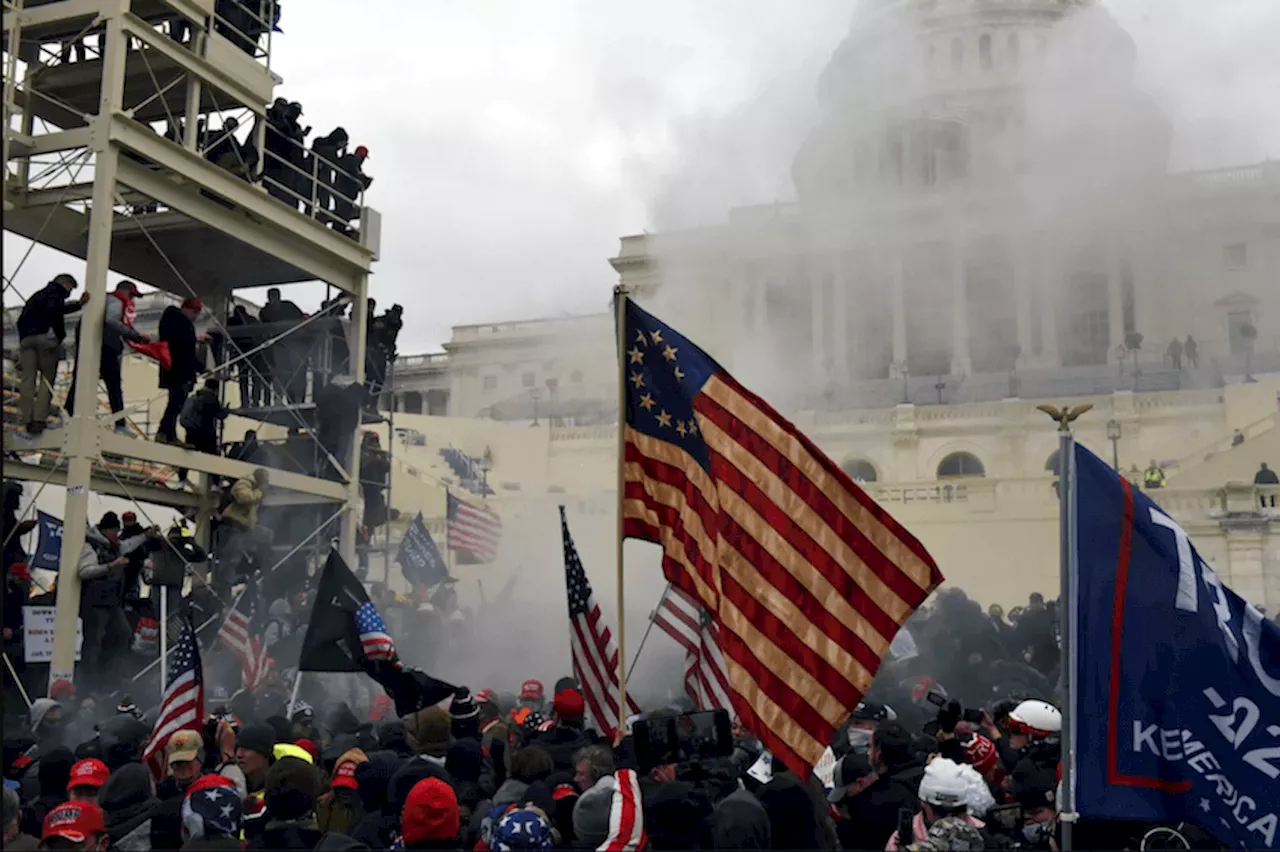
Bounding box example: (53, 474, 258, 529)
(792, 0, 1169, 201)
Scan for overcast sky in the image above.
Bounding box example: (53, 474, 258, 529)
(4, 0, 1278, 353)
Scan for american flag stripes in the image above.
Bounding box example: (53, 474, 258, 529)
(560, 506, 639, 738)
(447, 491, 502, 563)
(600, 768, 647, 852)
(354, 600, 396, 661)
(216, 587, 274, 690)
(142, 618, 204, 781)
(652, 585, 732, 713)
(619, 298, 943, 777)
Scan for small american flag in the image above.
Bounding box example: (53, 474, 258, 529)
(142, 618, 204, 781)
(653, 585, 732, 713)
(560, 506, 639, 738)
(355, 600, 395, 661)
(216, 586, 274, 690)
(447, 491, 502, 563)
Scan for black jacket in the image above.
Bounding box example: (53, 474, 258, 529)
(159, 306, 200, 387)
(182, 387, 228, 438)
(530, 724, 592, 774)
(838, 761, 924, 851)
(259, 298, 305, 327)
(17, 282, 82, 341)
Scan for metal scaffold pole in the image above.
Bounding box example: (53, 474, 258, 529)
(49, 14, 129, 687)
(339, 277, 370, 566)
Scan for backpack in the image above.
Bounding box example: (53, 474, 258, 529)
(179, 392, 202, 431)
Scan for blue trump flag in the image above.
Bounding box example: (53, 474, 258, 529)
(31, 511, 63, 571)
(396, 512, 447, 589)
(1073, 444, 1280, 849)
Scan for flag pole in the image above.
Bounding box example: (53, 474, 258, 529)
(614, 285, 629, 730)
(1040, 404, 1090, 852)
(287, 670, 303, 718)
(628, 581, 671, 674)
(3, 653, 32, 708)
(159, 589, 168, 696)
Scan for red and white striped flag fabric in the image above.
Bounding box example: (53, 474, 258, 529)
(620, 299, 943, 777)
(652, 586, 732, 713)
(559, 506, 640, 738)
(600, 768, 647, 852)
(447, 491, 502, 562)
(142, 618, 203, 781)
(217, 587, 273, 689)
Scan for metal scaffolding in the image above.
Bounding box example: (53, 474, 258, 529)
(2, 0, 384, 687)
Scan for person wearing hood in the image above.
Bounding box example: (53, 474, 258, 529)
(18, 700, 67, 803)
(3, 786, 39, 850)
(375, 719, 413, 758)
(572, 773, 616, 849)
(448, 689, 496, 796)
(710, 788, 771, 850)
(98, 761, 160, 850)
(407, 707, 453, 767)
(77, 512, 157, 686)
(18, 744, 72, 836)
(530, 689, 593, 774)
(246, 756, 325, 849)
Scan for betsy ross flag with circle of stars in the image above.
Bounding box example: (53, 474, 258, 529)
(618, 296, 944, 777)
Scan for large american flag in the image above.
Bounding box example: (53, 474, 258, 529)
(142, 618, 204, 781)
(560, 506, 640, 738)
(354, 600, 396, 661)
(619, 298, 943, 776)
(652, 585, 732, 713)
(447, 491, 502, 563)
(216, 586, 274, 690)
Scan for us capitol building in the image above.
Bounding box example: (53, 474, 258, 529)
(385, 0, 1280, 611)
(8, 0, 1277, 613)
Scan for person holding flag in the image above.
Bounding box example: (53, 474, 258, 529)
(141, 616, 204, 782)
(298, 549, 456, 718)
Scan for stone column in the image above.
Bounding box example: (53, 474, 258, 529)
(951, 240, 971, 375)
(1039, 243, 1060, 367)
(1014, 242, 1034, 365)
(1108, 243, 1125, 362)
(891, 249, 908, 377)
(832, 262, 849, 382)
(811, 270, 827, 375)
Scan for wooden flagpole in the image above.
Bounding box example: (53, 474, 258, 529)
(614, 285, 629, 734)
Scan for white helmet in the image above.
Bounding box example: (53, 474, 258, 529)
(1008, 699, 1062, 738)
(919, 758, 996, 816)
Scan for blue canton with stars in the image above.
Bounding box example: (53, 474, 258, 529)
(621, 299, 721, 471)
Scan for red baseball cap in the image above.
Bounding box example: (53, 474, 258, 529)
(401, 778, 459, 845)
(181, 296, 203, 312)
(331, 761, 359, 791)
(294, 738, 320, 764)
(43, 801, 106, 843)
(519, 679, 544, 701)
(67, 759, 109, 791)
(354, 145, 369, 158)
(553, 688, 585, 721)
(49, 679, 76, 700)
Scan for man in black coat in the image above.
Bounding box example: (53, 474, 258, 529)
(228, 304, 267, 406)
(16, 273, 86, 434)
(157, 297, 206, 445)
(839, 720, 924, 851)
(258, 288, 308, 405)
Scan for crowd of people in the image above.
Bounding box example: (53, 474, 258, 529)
(3, 555, 1230, 852)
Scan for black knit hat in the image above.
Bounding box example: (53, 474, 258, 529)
(236, 723, 277, 760)
(98, 511, 120, 530)
(450, 687, 479, 722)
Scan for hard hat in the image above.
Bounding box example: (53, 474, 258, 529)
(1008, 699, 1062, 738)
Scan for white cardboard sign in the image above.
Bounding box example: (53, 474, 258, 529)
(22, 607, 83, 663)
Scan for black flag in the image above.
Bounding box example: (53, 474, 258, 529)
(397, 513, 448, 589)
(298, 549, 379, 672)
